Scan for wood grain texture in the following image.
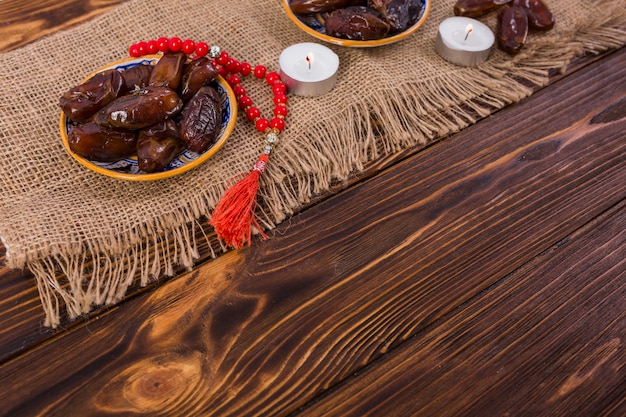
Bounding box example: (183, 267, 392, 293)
(299, 201, 626, 417)
(0, 46, 623, 416)
(0, 0, 127, 53)
(0, 48, 620, 365)
(0, 225, 225, 363)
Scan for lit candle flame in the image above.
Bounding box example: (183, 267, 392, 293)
(464, 24, 473, 41)
(306, 52, 314, 70)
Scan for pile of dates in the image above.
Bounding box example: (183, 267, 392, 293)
(59, 51, 222, 173)
(454, 0, 555, 54)
(290, 0, 424, 41)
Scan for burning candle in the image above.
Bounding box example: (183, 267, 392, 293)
(279, 43, 339, 97)
(435, 17, 495, 67)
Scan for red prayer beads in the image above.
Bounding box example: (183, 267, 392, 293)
(167, 37, 182, 52)
(128, 37, 288, 138)
(128, 37, 288, 248)
(181, 39, 196, 54)
(195, 42, 209, 57)
(213, 51, 287, 136)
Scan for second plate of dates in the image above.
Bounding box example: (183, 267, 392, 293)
(283, 0, 431, 47)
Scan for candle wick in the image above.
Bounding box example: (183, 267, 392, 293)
(464, 28, 473, 42)
(306, 56, 311, 70)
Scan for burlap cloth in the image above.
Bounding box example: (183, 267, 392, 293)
(1, 0, 624, 327)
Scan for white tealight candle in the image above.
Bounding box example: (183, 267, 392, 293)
(435, 17, 495, 67)
(279, 43, 339, 97)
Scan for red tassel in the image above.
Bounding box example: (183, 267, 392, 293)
(210, 153, 269, 249)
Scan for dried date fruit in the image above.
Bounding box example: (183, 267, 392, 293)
(179, 57, 219, 102)
(61, 52, 226, 169)
(454, 0, 554, 54)
(513, 0, 554, 31)
(325, 6, 390, 40)
(497, 5, 529, 54)
(290, 0, 363, 14)
(104, 85, 183, 130)
(119, 63, 153, 94)
(149, 51, 186, 90)
(68, 122, 137, 162)
(454, 0, 512, 17)
(137, 119, 184, 172)
(59, 69, 123, 123)
(179, 86, 222, 153)
(369, 0, 423, 33)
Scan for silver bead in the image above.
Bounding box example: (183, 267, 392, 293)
(265, 132, 279, 145)
(209, 45, 221, 59)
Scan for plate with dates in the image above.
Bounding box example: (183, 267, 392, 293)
(282, 0, 431, 47)
(59, 55, 237, 181)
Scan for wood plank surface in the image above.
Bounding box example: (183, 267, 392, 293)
(299, 200, 625, 417)
(0, 0, 126, 53)
(1, 1, 624, 415)
(0, 44, 623, 416)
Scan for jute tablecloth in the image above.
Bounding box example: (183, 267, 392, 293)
(1, 0, 624, 327)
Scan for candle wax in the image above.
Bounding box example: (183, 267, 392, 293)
(450, 29, 491, 49)
(293, 56, 332, 81)
(445, 29, 493, 52)
(435, 17, 495, 67)
(279, 42, 339, 97)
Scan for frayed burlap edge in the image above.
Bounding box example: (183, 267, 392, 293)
(259, 11, 626, 224)
(28, 7, 626, 328)
(28, 216, 222, 328)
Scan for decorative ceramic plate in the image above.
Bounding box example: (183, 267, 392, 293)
(282, 0, 431, 47)
(59, 55, 237, 181)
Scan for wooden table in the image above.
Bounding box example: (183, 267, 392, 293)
(1, 1, 624, 416)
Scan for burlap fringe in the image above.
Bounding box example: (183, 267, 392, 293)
(31, 13, 626, 328)
(261, 24, 626, 223)
(28, 215, 222, 328)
